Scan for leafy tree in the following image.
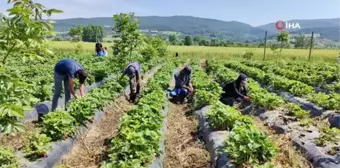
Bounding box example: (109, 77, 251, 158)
(184, 35, 193, 46)
(69, 26, 83, 42)
(112, 13, 141, 62)
(168, 34, 178, 45)
(276, 31, 290, 54)
(193, 36, 203, 45)
(0, 0, 62, 65)
(52, 36, 62, 41)
(295, 34, 309, 49)
(82, 25, 104, 42)
(210, 39, 220, 46)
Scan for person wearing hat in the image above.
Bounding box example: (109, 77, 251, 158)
(52, 58, 88, 111)
(121, 61, 142, 101)
(220, 73, 249, 106)
(169, 65, 193, 103)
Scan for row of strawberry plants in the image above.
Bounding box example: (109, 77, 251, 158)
(225, 61, 314, 96)
(101, 60, 174, 167)
(0, 74, 129, 167)
(190, 59, 278, 166)
(242, 60, 338, 91)
(209, 60, 340, 147)
(207, 102, 278, 166)
(207, 59, 309, 119)
(225, 61, 340, 110)
(190, 60, 222, 109)
(244, 61, 340, 93)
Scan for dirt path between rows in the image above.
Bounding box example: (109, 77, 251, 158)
(163, 104, 210, 168)
(163, 62, 210, 168)
(251, 117, 312, 168)
(60, 66, 160, 168)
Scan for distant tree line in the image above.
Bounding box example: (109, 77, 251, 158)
(168, 34, 264, 47)
(68, 25, 104, 42)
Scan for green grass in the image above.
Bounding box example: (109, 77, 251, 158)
(169, 46, 339, 63)
(48, 41, 340, 63)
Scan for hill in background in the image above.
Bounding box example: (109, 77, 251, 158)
(53, 16, 340, 43)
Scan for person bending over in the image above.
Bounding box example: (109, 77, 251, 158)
(220, 73, 249, 106)
(52, 58, 88, 111)
(121, 61, 141, 102)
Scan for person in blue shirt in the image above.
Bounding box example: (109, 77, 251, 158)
(95, 42, 105, 57)
(169, 65, 193, 103)
(120, 62, 142, 102)
(52, 58, 88, 111)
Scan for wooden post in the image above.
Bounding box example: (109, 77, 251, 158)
(308, 32, 314, 61)
(263, 31, 267, 61)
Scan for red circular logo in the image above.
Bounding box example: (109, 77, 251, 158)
(275, 20, 285, 30)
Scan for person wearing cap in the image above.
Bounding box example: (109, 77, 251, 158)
(121, 61, 142, 101)
(52, 58, 88, 111)
(220, 73, 249, 106)
(169, 65, 193, 103)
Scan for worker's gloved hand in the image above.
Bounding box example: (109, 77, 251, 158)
(244, 96, 250, 101)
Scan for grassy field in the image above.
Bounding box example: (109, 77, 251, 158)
(48, 41, 340, 63)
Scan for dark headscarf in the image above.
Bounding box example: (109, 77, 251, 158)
(235, 73, 247, 87)
(182, 65, 192, 74)
(126, 66, 136, 78)
(95, 43, 103, 53)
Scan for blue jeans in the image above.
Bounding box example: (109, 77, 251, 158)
(52, 71, 71, 111)
(170, 88, 188, 98)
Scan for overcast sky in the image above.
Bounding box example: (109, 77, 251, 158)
(0, 0, 339, 26)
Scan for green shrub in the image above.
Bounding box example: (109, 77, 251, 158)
(0, 147, 18, 168)
(42, 111, 77, 140)
(286, 103, 309, 119)
(23, 132, 51, 160)
(207, 102, 252, 130)
(225, 124, 278, 165)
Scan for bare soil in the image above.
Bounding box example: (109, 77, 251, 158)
(163, 103, 210, 168)
(60, 96, 133, 168)
(0, 123, 38, 150)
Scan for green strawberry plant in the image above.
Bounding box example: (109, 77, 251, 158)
(0, 147, 18, 168)
(286, 103, 309, 119)
(225, 124, 278, 165)
(207, 102, 252, 131)
(68, 97, 97, 124)
(314, 125, 340, 146)
(191, 69, 222, 109)
(23, 132, 51, 160)
(102, 59, 174, 168)
(42, 110, 77, 140)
